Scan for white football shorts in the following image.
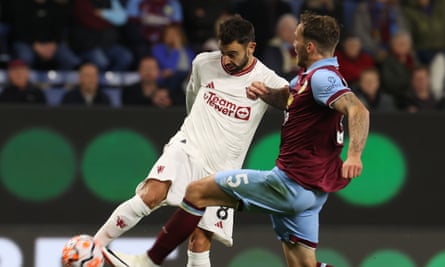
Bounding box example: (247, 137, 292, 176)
(136, 133, 234, 247)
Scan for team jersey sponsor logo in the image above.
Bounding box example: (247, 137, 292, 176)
(203, 91, 251, 120)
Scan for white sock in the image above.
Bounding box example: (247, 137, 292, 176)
(143, 253, 161, 267)
(186, 250, 211, 267)
(94, 194, 152, 246)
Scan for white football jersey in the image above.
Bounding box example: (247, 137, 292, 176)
(174, 51, 288, 173)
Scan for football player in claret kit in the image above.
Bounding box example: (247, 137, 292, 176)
(98, 14, 289, 267)
(104, 12, 369, 267)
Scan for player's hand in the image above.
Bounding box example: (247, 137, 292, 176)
(342, 157, 363, 179)
(246, 81, 269, 100)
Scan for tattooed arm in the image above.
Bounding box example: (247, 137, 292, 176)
(332, 93, 370, 179)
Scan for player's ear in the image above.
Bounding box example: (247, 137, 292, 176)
(248, 41, 256, 54)
(306, 41, 313, 52)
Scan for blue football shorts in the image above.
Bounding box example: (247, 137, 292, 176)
(215, 166, 328, 247)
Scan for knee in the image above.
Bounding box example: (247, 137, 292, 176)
(184, 181, 204, 204)
(300, 257, 316, 267)
(188, 228, 212, 252)
(137, 180, 170, 209)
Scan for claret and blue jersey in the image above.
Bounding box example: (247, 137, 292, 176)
(278, 57, 352, 192)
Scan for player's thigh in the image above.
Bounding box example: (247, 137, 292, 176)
(214, 168, 280, 212)
(137, 143, 198, 206)
(215, 167, 316, 213)
(271, 191, 328, 246)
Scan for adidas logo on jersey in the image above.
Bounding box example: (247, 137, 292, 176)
(205, 81, 215, 89)
(203, 91, 251, 120)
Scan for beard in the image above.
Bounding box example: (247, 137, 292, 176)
(225, 54, 249, 74)
(296, 47, 309, 69)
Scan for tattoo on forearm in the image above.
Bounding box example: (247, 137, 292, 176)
(349, 110, 369, 154)
(349, 98, 369, 154)
(337, 94, 369, 154)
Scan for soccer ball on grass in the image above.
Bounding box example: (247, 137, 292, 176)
(61, 234, 104, 267)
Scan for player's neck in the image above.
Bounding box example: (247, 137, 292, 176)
(307, 54, 332, 69)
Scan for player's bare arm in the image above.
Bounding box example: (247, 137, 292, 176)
(246, 82, 289, 110)
(332, 93, 370, 179)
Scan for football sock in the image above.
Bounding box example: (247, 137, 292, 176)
(187, 250, 211, 267)
(317, 262, 334, 267)
(94, 194, 152, 246)
(148, 201, 205, 265)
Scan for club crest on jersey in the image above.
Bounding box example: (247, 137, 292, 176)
(116, 216, 127, 229)
(204, 91, 251, 120)
(157, 165, 165, 174)
(297, 80, 308, 94)
(286, 94, 294, 108)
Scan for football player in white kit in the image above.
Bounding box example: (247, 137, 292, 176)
(98, 14, 289, 267)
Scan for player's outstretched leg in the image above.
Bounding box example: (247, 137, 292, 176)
(94, 194, 152, 246)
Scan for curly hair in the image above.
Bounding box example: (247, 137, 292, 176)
(299, 11, 340, 54)
(217, 14, 255, 46)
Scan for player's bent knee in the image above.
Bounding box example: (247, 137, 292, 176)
(184, 181, 205, 202)
(188, 228, 212, 252)
(137, 179, 171, 209)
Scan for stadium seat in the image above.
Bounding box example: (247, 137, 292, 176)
(122, 71, 140, 86)
(0, 69, 7, 87)
(104, 88, 122, 108)
(35, 70, 65, 88)
(64, 71, 79, 88)
(101, 71, 123, 87)
(44, 87, 67, 107)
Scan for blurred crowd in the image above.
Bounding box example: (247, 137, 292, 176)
(0, 0, 444, 112)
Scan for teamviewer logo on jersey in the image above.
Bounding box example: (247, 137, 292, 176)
(204, 91, 251, 120)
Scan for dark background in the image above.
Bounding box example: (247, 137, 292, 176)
(1, 107, 444, 266)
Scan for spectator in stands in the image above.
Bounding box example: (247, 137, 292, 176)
(402, 0, 445, 65)
(403, 0, 445, 100)
(406, 65, 441, 112)
(262, 13, 299, 80)
(0, 59, 46, 104)
(9, 0, 80, 70)
(0, 0, 11, 64)
(122, 56, 172, 108)
(180, 0, 234, 53)
(61, 62, 110, 106)
(352, 0, 408, 63)
(235, 0, 293, 58)
(335, 34, 375, 87)
(379, 30, 417, 109)
(70, 0, 133, 71)
(125, 0, 183, 60)
(352, 67, 397, 112)
(151, 23, 195, 105)
(300, 0, 344, 35)
(201, 13, 234, 52)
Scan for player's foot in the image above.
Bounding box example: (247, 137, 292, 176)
(102, 247, 159, 267)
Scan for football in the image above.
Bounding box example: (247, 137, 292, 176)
(61, 234, 104, 267)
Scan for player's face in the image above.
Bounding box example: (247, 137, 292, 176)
(293, 24, 309, 68)
(219, 41, 255, 74)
